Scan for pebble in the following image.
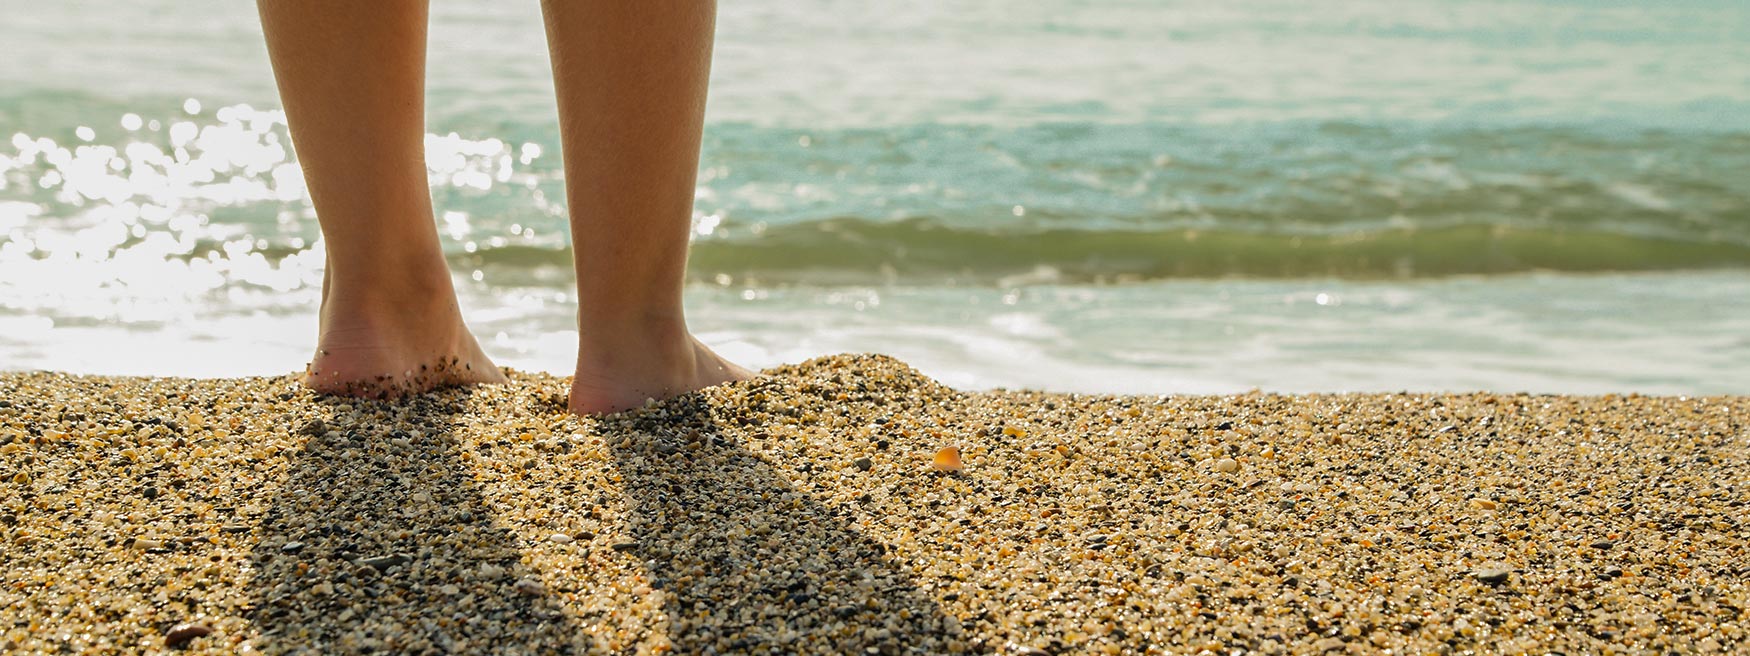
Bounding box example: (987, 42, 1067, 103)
(1474, 567, 1512, 585)
(280, 541, 305, 554)
(513, 577, 546, 596)
(297, 419, 326, 437)
(359, 554, 410, 571)
(1214, 457, 1240, 474)
(548, 533, 574, 544)
(854, 457, 874, 471)
(163, 622, 213, 647)
(129, 537, 163, 550)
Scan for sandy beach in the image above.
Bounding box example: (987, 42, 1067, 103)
(1, 354, 1744, 654)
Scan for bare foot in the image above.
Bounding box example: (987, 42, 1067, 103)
(569, 320, 755, 414)
(303, 275, 505, 399)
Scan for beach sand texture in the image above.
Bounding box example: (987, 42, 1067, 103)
(1, 354, 1745, 654)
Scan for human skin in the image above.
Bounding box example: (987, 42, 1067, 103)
(258, 0, 750, 411)
(541, 0, 753, 414)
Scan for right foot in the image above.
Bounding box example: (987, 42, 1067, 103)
(303, 275, 505, 399)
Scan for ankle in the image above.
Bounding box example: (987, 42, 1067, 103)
(576, 310, 690, 345)
(574, 314, 701, 371)
(322, 266, 459, 323)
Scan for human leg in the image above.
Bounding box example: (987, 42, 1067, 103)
(259, 0, 503, 398)
(540, 0, 752, 414)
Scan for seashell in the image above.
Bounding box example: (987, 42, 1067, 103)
(933, 446, 963, 472)
(164, 622, 213, 647)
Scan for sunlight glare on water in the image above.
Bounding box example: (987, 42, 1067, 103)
(0, 103, 570, 331)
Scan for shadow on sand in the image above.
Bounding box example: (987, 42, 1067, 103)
(602, 391, 962, 653)
(246, 390, 588, 654)
(248, 378, 961, 653)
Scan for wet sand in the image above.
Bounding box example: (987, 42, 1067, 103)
(1, 354, 1745, 654)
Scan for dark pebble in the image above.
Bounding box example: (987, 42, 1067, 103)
(220, 525, 250, 534)
(854, 457, 874, 471)
(1590, 540, 1614, 550)
(164, 622, 212, 647)
(1602, 567, 1623, 579)
(141, 486, 159, 500)
(280, 542, 305, 554)
(610, 541, 639, 552)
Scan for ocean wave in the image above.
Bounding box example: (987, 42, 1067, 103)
(446, 219, 1750, 284)
(6, 103, 1750, 286)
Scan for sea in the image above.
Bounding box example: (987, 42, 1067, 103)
(3, 0, 1748, 395)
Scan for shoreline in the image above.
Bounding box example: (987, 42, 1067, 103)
(2, 354, 1745, 653)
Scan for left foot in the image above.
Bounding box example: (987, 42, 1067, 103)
(569, 319, 754, 414)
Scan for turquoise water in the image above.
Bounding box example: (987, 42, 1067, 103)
(3, 0, 1748, 393)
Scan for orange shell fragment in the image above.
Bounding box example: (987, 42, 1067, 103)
(932, 446, 963, 472)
